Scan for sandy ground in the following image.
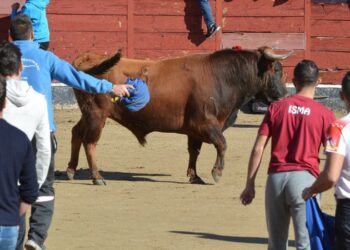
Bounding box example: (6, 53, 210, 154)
(41, 109, 339, 250)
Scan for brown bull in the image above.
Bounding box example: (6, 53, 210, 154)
(67, 47, 291, 185)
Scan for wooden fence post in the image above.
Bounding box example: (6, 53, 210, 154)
(215, 0, 223, 50)
(127, 0, 134, 58)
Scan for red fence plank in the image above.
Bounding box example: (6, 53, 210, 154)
(49, 15, 127, 32)
(311, 20, 350, 37)
(223, 0, 304, 17)
(224, 17, 305, 33)
(47, 0, 127, 15)
(134, 33, 215, 50)
(320, 70, 348, 85)
(222, 33, 305, 50)
(312, 4, 350, 21)
(134, 0, 204, 16)
(312, 51, 350, 69)
(312, 37, 350, 52)
(50, 32, 126, 49)
(134, 15, 209, 34)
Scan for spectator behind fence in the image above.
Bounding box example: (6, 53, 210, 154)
(0, 74, 38, 250)
(11, 0, 50, 50)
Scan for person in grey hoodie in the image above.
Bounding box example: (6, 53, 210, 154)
(11, 0, 50, 50)
(0, 41, 51, 250)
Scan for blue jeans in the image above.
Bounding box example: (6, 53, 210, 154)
(198, 0, 215, 29)
(0, 226, 19, 250)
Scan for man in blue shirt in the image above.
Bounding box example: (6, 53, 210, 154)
(0, 73, 38, 250)
(10, 14, 133, 250)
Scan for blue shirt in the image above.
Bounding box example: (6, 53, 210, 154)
(12, 0, 50, 43)
(13, 40, 113, 131)
(0, 119, 38, 226)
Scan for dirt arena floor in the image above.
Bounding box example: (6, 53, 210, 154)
(43, 109, 341, 250)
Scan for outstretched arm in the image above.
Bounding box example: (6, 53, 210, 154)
(240, 134, 269, 205)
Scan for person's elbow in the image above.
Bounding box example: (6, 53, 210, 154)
(251, 145, 264, 157)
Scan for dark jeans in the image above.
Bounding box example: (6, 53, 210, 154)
(335, 198, 350, 250)
(16, 133, 56, 250)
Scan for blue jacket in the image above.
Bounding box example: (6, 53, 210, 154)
(13, 40, 113, 131)
(0, 119, 38, 226)
(12, 0, 50, 43)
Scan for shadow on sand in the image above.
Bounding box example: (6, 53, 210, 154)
(169, 231, 296, 247)
(54, 168, 212, 185)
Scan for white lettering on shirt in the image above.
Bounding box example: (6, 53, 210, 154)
(288, 105, 311, 116)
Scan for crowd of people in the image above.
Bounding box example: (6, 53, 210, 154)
(0, 1, 349, 250)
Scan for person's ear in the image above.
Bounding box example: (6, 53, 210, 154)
(315, 77, 322, 86)
(30, 30, 34, 40)
(19, 63, 23, 75)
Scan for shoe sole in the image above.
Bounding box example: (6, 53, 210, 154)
(207, 26, 221, 39)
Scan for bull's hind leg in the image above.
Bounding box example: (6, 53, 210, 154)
(67, 118, 85, 180)
(187, 136, 204, 184)
(208, 127, 227, 183)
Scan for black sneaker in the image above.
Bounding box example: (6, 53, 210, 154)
(206, 24, 221, 39)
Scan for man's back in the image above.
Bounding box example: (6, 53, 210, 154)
(259, 94, 335, 177)
(0, 119, 38, 226)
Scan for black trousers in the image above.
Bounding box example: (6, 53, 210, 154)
(336, 198, 350, 250)
(16, 133, 56, 250)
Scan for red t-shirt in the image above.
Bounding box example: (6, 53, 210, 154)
(259, 94, 335, 177)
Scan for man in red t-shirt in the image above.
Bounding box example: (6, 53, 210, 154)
(240, 60, 335, 250)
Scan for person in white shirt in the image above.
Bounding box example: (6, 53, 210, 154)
(303, 71, 350, 250)
(0, 41, 50, 250)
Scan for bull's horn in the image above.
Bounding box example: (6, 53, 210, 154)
(263, 48, 293, 60)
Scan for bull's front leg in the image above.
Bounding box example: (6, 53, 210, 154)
(209, 128, 227, 183)
(83, 142, 106, 185)
(187, 136, 205, 184)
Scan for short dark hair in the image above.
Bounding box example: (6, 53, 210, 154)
(0, 75, 6, 112)
(293, 60, 320, 86)
(341, 71, 350, 100)
(0, 41, 22, 77)
(10, 14, 33, 41)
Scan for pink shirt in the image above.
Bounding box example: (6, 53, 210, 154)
(259, 95, 335, 177)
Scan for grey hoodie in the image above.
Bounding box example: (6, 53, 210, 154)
(4, 79, 51, 188)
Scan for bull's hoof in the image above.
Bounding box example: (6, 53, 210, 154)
(92, 178, 107, 186)
(66, 168, 75, 180)
(189, 176, 206, 185)
(211, 168, 222, 183)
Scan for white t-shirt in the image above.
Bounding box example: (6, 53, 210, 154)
(325, 112, 350, 199)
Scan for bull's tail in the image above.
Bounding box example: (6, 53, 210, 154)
(84, 49, 122, 75)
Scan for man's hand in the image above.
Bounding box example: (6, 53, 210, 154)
(302, 187, 314, 201)
(11, 2, 20, 11)
(240, 183, 255, 205)
(111, 84, 134, 97)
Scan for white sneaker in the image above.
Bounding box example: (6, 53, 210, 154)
(25, 239, 42, 250)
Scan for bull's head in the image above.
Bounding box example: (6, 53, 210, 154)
(255, 47, 292, 103)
